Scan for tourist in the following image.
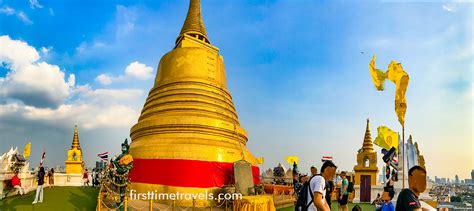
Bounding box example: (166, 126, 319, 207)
(346, 176, 354, 201)
(325, 179, 334, 208)
(294, 174, 304, 196)
(373, 193, 383, 210)
(91, 168, 97, 187)
(352, 205, 362, 211)
(310, 166, 318, 176)
(11, 172, 24, 196)
(338, 171, 349, 211)
(307, 161, 337, 211)
(386, 172, 396, 192)
(32, 166, 45, 204)
(83, 169, 90, 187)
(395, 165, 426, 211)
(381, 188, 395, 211)
(48, 168, 54, 188)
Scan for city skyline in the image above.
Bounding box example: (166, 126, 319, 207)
(0, 1, 472, 179)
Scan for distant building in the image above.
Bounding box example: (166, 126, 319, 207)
(455, 175, 460, 184)
(441, 178, 447, 184)
(471, 170, 474, 183)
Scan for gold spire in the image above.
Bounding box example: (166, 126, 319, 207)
(362, 118, 374, 151)
(176, 0, 209, 44)
(71, 124, 81, 149)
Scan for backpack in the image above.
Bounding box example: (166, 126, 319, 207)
(295, 175, 320, 211)
(347, 181, 354, 193)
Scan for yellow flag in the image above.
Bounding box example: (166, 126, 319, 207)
(369, 55, 387, 91)
(23, 142, 31, 158)
(374, 126, 399, 153)
(368, 55, 409, 126)
(387, 61, 409, 126)
(256, 157, 264, 165)
(286, 156, 298, 165)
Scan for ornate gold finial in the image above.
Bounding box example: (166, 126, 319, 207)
(362, 118, 374, 151)
(71, 124, 81, 149)
(176, 0, 209, 44)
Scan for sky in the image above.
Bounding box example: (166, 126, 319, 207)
(0, 0, 472, 180)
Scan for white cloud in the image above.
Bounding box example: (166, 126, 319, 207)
(0, 36, 143, 129)
(442, 4, 456, 13)
(125, 61, 154, 80)
(0, 7, 34, 25)
(75, 41, 107, 54)
(94, 61, 154, 85)
(29, 0, 44, 9)
(40, 46, 52, 54)
(0, 35, 74, 108)
(0, 6, 15, 15)
(17, 11, 33, 25)
(0, 102, 139, 130)
(75, 85, 143, 104)
(95, 74, 112, 85)
(115, 5, 137, 37)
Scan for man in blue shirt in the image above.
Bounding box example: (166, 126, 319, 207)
(381, 188, 395, 211)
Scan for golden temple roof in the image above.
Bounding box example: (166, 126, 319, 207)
(362, 119, 374, 152)
(176, 0, 210, 44)
(71, 125, 81, 150)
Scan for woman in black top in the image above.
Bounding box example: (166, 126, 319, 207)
(32, 166, 45, 204)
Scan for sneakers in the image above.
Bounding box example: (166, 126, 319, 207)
(32, 201, 37, 204)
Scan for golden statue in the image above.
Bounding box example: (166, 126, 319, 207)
(129, 0, 259, 207)
(65, 125, 84, 174)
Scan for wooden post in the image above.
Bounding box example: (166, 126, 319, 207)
(193, 198, 196, 211)
(149, 198, 153, 211)
(97, 191, 101, 211)
(402, 125, 405, 189)
(124, 196, 128, 211)
(172, 200, 175, 211)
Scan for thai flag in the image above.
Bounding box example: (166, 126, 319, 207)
(97, 152, 109, 161)
(321, 156, 333, 162)
(40, 150, 46, 166)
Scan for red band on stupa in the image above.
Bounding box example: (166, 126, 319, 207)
(129, 158, 260, 188)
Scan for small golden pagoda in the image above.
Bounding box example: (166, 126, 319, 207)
(354, 119, 378, 186)
(65, 125, 84, 174)
(129, 0, 259, 207)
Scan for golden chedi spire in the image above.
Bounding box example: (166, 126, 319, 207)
(362, 118, 374, 152)
(71, 124, 81, 149)
(176, 0, 209, 45)
(129, 0, 259, 207)
(65, 124, 84, 174)
(354, 119, 378, 187)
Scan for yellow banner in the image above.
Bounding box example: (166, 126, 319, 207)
(368, 55, 409, 126)
(285, 156, 298, 165)
(374, 126, 399, 153)
(23, 142, 31, 158)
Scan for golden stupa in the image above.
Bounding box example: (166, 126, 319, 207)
(354, 119, 378, 186)
(129, 0, 259, 206)
(65, 125, 84, 174)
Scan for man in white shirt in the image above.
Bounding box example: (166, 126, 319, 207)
(307, 161, 337, 211)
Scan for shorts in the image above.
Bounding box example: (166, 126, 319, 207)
(338, 194, 348, 205)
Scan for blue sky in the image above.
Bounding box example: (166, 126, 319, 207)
(0, 0, 472, 180)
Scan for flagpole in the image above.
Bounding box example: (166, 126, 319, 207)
(402, 125, 405, 189)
